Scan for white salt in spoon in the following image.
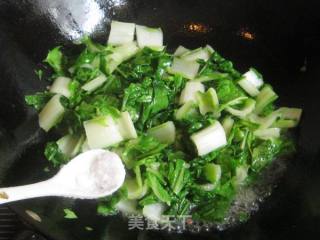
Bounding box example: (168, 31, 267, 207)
(0, 149, 126, 204)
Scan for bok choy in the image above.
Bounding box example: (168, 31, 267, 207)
(25, 20, 302, 226)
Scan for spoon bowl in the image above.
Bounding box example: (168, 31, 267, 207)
(0, 149, 126, 204)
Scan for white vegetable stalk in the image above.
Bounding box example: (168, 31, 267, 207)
(175, 101, 198, 120)
(180, 47, 210, 61)
(219, 96, 248, 112)
(115, 199, 138, 214)
(72, 135, 85, 156)
(174, 45, 190, 56)
(205, 44, 215, 54)
(50, 77, 71, 98)
(191, 121, 227, 156)
(169, 58, 200, 80)
(238, 77, 260, 97)
(147, 121, 176, 144)
(238, 68, 264, 97)
(249, 107, 302, 129)
(204, 163, 221, 184)
(84, 116, 124, 149)
(124, 178, 147, 200)
(225, 98, 256, 118)
(243, 68, 264, 88)
(222, 116, 234, 136)
(80, 138, 90, 152)
(196, 88, 219, 115)
(117, 112, 138, 140)
(233, 165, 248, 187)
(240, 129, 249, 150)
(57, 134, 77, 156)
(254, 128, 280, 140)
(277, 107, 302, 122)
(179, 81, 205, 105)
(199, 183, 216, 191)
(104, 42, 139, 74)
(136, 25, 163, 48)
(194, 71, 229, 82)
(84, 112, 137, 149)
(81, 74, 107, 92)
(107, 21, 136, 45)
(57, 134, 85, 158)
(38, 94, 65, 132)
(80, 63, 94, 69)
(82, 36, 102, 53)
(91, 56, 101, 68)
(248, 112, 279, 129)
(272, 119, 297, 128)
(254, 85, 278, 114)
(68, 66, 75, 74)
(142, 203, 166, 222)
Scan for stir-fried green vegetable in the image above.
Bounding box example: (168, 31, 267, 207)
(25, 21, 302, 224)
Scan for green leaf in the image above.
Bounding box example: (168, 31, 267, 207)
(168, 159, 191, 195)
(166, 192, 191, 217)
(120, 135, 167, 168)
(215, 78, 245, 104)
(95, 75, 123, 95)
(196, 59, 229, 82)
(118, 47, 163, 81)
(97, 191, 124, 216)
(66, 80, 83, 108)
(251, 139, 283, 172)
(85, 226, 93, 231)
(81, 35, 105, 53)
(254, 85, 278, 114)
(122, 78, 171, 130)
(150, 82, 170, 114)
(122, 79, 153, 123)
(64, 208, 78, 219)
(73, 66, 100, 83)
(139, 194, 159, 206)
(97, 201, 118, 216)
(44, 142, 68, 167)
(260, 102, 276, 116)
(74, 49, 97, 67)
(56, 109, 83, 135)
(156, 52, 172, 79)
(196, 88, 219, 116)
(204, 163, 221, 184)
(193, 195, 233, 222)
(25, 92, 53, 110)
(34, 69, 44, 80)
(146, 171, 171, 205)
(225, 98, 256, 117)
(76, 94, 121, 121)
(44, 46, 64, 75)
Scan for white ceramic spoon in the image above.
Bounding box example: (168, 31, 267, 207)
(0, 149, 126, 204)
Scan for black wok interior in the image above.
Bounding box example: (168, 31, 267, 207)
(1, 0, 320, 239)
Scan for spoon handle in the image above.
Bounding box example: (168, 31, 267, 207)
(0, 179, 59, 204)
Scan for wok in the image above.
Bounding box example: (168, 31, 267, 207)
(0, 0, 320, 239)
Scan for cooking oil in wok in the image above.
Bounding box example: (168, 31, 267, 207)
(185, 156, 289, 232)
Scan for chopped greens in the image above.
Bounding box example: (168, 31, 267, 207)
(26, 21, 302, 225)
(25, 92, 53, 110)
(34, 69, 44, 80)
(63, 208, 78, 219)
(85, 226, 93, 231)
(45, 46, 64, 76)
